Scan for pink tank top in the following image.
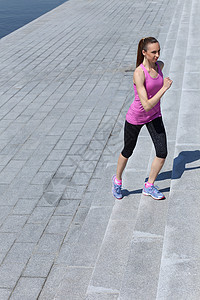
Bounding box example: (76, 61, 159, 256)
(126, 62, 163, 125)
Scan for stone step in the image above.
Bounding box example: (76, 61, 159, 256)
(118, 0, 192, 298)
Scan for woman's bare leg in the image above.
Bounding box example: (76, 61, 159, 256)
(148, 156, 165, 184)
(116, 153, 128, 181)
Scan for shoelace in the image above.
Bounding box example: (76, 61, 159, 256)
(151, 185, 159, 191)
(115, 183, 121, 193)
(151, 185, 163, 197)
(149, 185, 159, 191)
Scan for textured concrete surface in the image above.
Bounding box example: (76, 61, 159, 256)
(0, 0, 199, 299)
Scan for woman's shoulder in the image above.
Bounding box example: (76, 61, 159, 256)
(134, 64, 145, 78)
(133, 65, 145, 84)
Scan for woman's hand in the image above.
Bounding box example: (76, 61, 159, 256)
(163, 77, 173, 90)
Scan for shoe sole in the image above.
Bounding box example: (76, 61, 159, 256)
(143, 190, 165, 200)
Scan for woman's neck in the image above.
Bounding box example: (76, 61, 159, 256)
(142, 58, 156, 71)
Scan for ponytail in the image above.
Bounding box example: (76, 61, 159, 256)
(136, 37, 159, 67)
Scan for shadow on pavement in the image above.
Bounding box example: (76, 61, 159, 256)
(151, 150, 200, 181)
(122, 150, 200, 198)
(122, 188, 143, 196)
(172, 150, 200, 179)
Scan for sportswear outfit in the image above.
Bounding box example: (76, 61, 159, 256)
(112, 62, 166, 200)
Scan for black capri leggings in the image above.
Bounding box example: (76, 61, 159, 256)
(121, 117, 167, 159)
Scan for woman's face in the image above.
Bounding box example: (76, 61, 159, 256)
(143, 42, 160, 63)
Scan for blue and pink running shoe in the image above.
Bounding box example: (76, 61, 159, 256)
(143, 184, 165, 200)
(112, 175, 122, 199)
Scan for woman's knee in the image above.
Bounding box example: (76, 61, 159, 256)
(156, 150, 168, 159)
(121, 149, 133, 159)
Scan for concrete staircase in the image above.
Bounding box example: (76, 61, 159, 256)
(39, 0, 200, 299)
(156, 0, 200, 298)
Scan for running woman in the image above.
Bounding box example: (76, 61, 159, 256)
(112, 37, 173, 200)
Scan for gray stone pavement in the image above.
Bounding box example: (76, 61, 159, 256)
(0, 0, 199, 299)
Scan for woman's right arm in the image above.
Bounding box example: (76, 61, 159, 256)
(133, 68, 172, 112)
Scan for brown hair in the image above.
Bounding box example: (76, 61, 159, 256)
(136, 37, 159, 67)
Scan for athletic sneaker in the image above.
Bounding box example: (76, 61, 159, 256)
(143, 184, 165, 200)
(112, 175, 122, 199)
